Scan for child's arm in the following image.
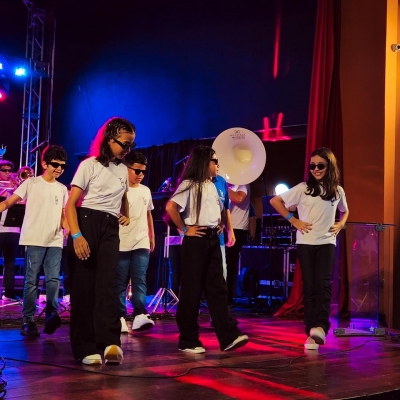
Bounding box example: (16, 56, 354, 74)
(66, 186, 90, 260)
(329, 209, 349, 236)
(147, 210, 155, 252)
(270, 195, 312, 234)
(118, 192, 130, 226)
(61, 209, 70, 237)
(0, 194, 22, 213)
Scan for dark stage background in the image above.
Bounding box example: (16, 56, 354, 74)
(1, 0, 317, 185)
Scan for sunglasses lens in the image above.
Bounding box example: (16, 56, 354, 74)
(309, 163, 326, 171)
(134, 169, 146, 175)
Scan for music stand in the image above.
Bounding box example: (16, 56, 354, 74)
(0, 203, 25, 308)
(148, 197, 179, 316)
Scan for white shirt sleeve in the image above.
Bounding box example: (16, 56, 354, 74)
(279, 182, 306, 208)
(71, 159, 92, 191)
(337, 186, 349, 213)
(171, 181, 191, 212)
(13, 178, 30, 201)
(148, 190, 154, 211)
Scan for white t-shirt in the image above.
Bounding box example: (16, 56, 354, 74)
(71, 157, 129, 217)
(280, 182, 349, 245)
(0, 185, 20, 234)
(230, 184, 250, 230)
(14, 176, 68, 248)
(119, 184, 154, 251)
(172, 180, 223, 227)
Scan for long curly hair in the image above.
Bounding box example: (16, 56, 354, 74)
(305, 147, 340, 201)
(88, 117, 136, 167)
(174, 145, 215, 224)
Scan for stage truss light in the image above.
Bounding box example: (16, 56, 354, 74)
(275, 183, 289, 195)
(15, 67, 27, 77)
(0, 81, 9, 102)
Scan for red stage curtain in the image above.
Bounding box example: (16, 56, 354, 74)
(274, 0, 347, 317)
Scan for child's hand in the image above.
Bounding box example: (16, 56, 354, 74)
(329, 221, 344, 236)
(149, 237, 155, 252)
(118, 215, 130, 226)
(292, 218, 313, 234)
(73, 236, 91, 260)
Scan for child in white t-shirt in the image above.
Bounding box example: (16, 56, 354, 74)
(0, 145, 69, 337)
(116, 151, 155, 333)
(66, 117, 135, 366)
(270, 147, 349, 350)
(166, 145, 248, 354)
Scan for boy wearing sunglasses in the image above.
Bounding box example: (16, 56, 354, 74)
(0, 145, 69, 337)
(116, 150, 155, 333)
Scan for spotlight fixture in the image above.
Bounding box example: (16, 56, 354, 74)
(0, 81, 9, 101)
(275, 183, 289, 195)
(15, 67, 27, 77)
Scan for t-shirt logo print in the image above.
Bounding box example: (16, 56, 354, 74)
(55, 196, 58, 205)
(119, 178, 125, 188)
(143, 197, 147, 205)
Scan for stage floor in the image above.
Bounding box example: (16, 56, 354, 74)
(0, 299, 400, 399)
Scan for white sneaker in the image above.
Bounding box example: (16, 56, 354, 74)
(179, 346, 206, 354)
(120, 317, 129, 333)
(38, 294, 46, 304)
(304, 336, 319, 350)
(104, 345, 123, 365)
(82, 354, 102, 365)
(132, 314, 155, 332)
(62, 295, 70, 305)
(223, 335, 249, 351)
(310, 327, 326, 345)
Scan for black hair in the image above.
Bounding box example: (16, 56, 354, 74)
(89, 117, 136, 167)
(124, 150, 147, 167)
(305, 147, 340, 201)
(0, 160, 14, 170)
(42, 145, 68, 165)
(173, 145, 215, 224)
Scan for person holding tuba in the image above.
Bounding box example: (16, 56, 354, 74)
(0, 160, 22, 302)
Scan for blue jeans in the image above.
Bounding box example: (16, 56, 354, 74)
(23, 246, 62, 320)
(116, 248, 150, 317)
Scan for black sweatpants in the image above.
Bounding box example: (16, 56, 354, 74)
(297, 243, 336, 335)
(68, 208, 121, 360)
(177, 233, 242, 351)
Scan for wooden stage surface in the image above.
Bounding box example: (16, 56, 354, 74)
(0, 300, 400, 400)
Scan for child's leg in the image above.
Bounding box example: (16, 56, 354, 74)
(129, 248, 150, 316)
(297, 244, 318, 335)
(43, 247, 62, 317)
(116, 251, 131, 318)
(204, 237, 242, 350)
(23, 246, 46, 320)
(314, 244, 336, 333)
(176, 237, 207, 349)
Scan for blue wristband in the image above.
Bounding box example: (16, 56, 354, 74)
(72, 232, 82, 240)
(285, 213, 293, 221)
(180, 226, 188, 237)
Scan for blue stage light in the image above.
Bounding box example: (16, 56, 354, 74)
(15, 68, 27, 76)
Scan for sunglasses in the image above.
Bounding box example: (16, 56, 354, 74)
(48, 162, 67, 170)
(0, 168, 12, 173)
(309, 163, 327, 171)
(113, 138, 136, 151)
(210, 159, 219, 165)
(127, 166, 147, 175)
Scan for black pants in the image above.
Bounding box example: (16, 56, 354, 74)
(68, 208, 121, 360)
(0, 232, 20, 295)
(177, 234, 242, 350)
(297, 244, 336, 335)
(225, 228, 248, 302)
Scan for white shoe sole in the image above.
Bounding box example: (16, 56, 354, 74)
(310, 328, 326, 345)
(224, 335, 249, 351)
(179, 347, 206, 354)
(304, 342, 319, 350)
(82, 354, 102, 365)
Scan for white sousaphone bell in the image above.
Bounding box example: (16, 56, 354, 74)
(212, 127, 266, 185)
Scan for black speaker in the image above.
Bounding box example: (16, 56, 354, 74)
(239, 246, 296, 299)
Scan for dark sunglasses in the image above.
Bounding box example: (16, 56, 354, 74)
(113, 138, 136, 151)
(127, 166, 147, 175)
(309, 163, 327, 171)
(210, 159, 219, 165)
(0, 168, 12, 173)
(48, 162, 67, 170)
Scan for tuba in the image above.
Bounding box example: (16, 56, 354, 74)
(212, 127, 267, 185)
